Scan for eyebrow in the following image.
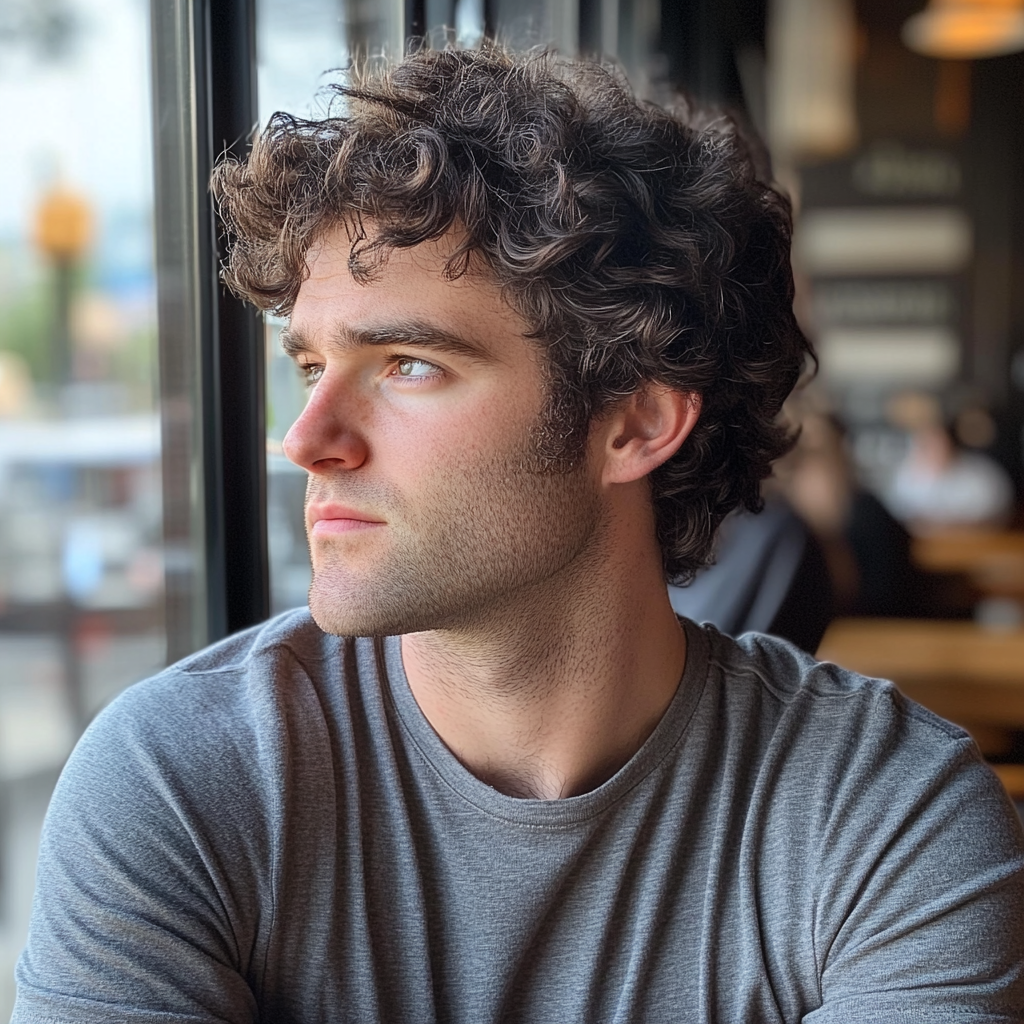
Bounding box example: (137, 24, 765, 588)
(279, 319, 494, 363)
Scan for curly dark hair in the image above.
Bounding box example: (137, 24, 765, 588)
(211, 44, 811, 584)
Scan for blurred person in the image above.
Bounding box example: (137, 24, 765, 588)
(886, 391, 1014, 531)
(667, 496, 835, 653)
(776, 408, 944, 618)
(13, 47, 1024, 1024)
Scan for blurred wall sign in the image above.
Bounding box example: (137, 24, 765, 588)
(817, 326, 961, 384)
(851, 143, 962, 199)
(794, 207, 973, 275)
(767, 0, 858, 160)
(798, 146, 972, 399)
(813, 281, 955, 325)
(794, 204, 971, 390)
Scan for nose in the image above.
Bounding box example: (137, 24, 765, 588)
(282, 373, 369, 473)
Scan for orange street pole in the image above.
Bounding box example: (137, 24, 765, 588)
(32, 185, 93, 388)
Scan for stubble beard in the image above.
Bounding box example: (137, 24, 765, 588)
(305, 419, 604, 638)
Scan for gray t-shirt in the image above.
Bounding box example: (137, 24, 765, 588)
(13, 610, 1024, 1023)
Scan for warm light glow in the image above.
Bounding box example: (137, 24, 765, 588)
(32, 185, 93, 261)
(903, 0, 1024, 58)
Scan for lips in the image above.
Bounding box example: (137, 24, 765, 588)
(307, 502, 385, 537)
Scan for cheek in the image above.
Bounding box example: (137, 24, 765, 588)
(375, 390, 544, 471)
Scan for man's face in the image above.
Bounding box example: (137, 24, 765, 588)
(282, 227, 606, 637)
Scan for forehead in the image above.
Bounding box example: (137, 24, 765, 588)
(290, 226, 526, 354)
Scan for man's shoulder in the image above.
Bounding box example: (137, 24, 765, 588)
(71, 609, 369, 791)
(114, 606, 343, 712)
(696, 622, 1022, 890)
(166, 605, 330, 678)
(51, 610, 382, 851)
(708, 623, 967, 738)
(696, 623, 980, 805)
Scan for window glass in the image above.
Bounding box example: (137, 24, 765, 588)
(257, 0, 404, 615)
(0, 0, 166, 1010)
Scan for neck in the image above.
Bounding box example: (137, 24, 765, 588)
(400, 524, 687, 800)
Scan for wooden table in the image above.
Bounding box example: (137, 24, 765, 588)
(912, 529, 1024, 598)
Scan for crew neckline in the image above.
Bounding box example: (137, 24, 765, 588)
(380, 618, 710, 828)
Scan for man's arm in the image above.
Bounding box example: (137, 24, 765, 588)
(12, 676, 264, 1024)
(806, 735, 1024, 1022)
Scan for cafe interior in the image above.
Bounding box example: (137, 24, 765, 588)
(0, 0, 1023, 1011)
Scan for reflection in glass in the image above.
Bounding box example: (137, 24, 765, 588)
(266, 317, 313, 613)
(257, 0, 405, 615)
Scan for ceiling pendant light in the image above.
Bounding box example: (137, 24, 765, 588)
(903, 0, 1024, 59)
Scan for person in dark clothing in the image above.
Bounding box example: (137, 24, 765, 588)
(668, 498, 834, 653)
(777, 408, 965, 618)
(844, 488, 926, 617)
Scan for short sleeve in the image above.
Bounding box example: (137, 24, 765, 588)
(805, 736, 1024, 1023)
(11, 673, 268, 1024)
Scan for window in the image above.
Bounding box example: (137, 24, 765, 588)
(0, 0, 165, 1009)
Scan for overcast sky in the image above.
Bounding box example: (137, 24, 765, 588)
(0, 0, 153, 241)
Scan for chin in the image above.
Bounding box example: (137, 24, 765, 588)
(306, 575, 432, 638)
(307, 571, 493, 638)
(308, 588, 391, 638)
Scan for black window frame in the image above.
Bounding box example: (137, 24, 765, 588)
(151, 0, 268, 657)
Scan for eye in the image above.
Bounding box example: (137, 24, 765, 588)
(392, 357, 443, 380)
(298, 361, 324, 386)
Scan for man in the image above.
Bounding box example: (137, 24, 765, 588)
(13, 46, 1024, 1023)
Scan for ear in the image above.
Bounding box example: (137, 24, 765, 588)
(598, 386, 701, 486)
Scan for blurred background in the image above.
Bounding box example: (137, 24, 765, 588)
(2, 0, 1024, 1011)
